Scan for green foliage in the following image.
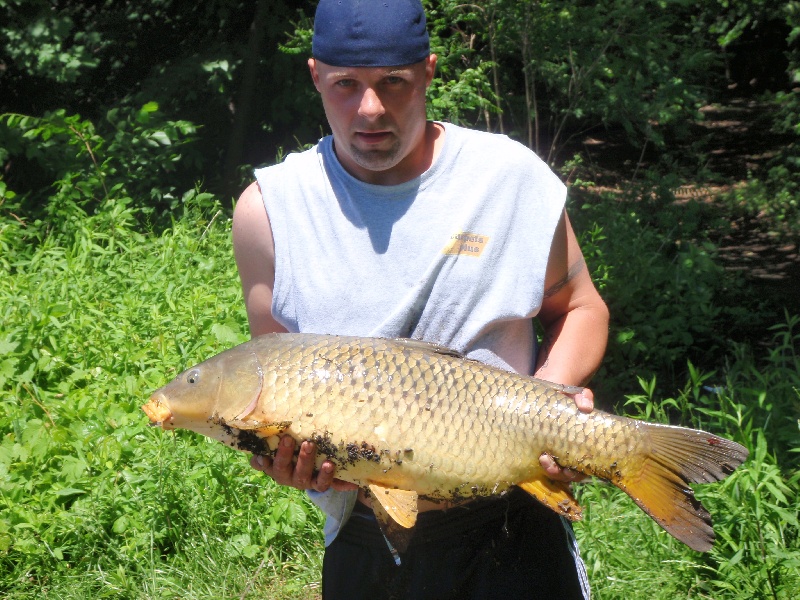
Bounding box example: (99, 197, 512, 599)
(0, 0, 322, 196)
(0, 0, 103, 85)
(577, 321, 800, 599)
(423, 3, 499, 125)
(0, 104, 200, 229)
(571, 186, 762, 399)
(0, 200, 324, 598)
(419, 0, 715, 162)
(760, 3, 800, 222)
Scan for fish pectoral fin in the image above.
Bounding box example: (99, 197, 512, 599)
(367, 484, 419, 554)
(518, 477, 583, 521)
(215, 415, 293, 435)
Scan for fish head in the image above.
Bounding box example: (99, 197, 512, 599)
(143, 363, 216, 430)
(142, 345, 266, 430)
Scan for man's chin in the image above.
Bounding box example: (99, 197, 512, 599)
(350, 147, 402, 172)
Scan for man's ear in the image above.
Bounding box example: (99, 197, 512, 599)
(308, 58, 321, 91)
(424, 54, 437, 88)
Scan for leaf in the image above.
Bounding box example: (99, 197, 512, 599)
(148, 131, 171, 146)
(52, 487, 87, 497)
(0, 358, 19, 385)
(112, 515, 129, 534)
(210, 323, 241, 345)
(0, 338, 19, 354)
(59, 455, 88, 483)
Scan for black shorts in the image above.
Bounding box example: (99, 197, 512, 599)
(322, 488, 590, 600)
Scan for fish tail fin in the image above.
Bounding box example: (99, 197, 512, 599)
(615, 422, 748, 551)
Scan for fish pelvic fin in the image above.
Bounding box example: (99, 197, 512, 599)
(367, 484, 419, 553)
(368, 484, 419, 529)
(518, 477, 583, 521)
(614, 422, 749, 552)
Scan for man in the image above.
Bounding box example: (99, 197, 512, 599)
(233, 0, 609, 597)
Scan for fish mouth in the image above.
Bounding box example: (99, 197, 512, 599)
(141, 395, 175, 429)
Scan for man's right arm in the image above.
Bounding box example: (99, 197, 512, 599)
(232, 181, 286, 337)
(232, 181, 356, 493)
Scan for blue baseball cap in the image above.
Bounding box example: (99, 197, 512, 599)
(312, 0, 430, 67)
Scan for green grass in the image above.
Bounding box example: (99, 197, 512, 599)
(1, 195, 798, 598)
(0, 202, 325, 598)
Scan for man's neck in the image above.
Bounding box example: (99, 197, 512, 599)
(335, 121, 445, 186)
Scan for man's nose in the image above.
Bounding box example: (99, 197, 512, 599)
(358, 87, 385, 119)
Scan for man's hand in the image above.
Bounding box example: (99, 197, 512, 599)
(538, 388, 594, 483)
(249, 435, 358, 492)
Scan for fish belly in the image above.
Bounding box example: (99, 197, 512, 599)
(250, 335, 566, 500)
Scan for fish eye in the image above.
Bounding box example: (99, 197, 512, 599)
(186, 369, 201, 385)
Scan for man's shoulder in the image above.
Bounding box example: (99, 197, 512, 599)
(255, 137, 328, 176)
(441, 122, 553, 173)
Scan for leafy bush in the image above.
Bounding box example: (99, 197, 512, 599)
(0, 104, 201, 228)
(0, 201, 325, 598)
(570, 187, 763, 401)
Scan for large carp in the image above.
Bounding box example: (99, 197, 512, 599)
(142, 333, 748, 552)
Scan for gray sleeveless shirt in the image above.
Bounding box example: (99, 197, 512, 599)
(254, 121, 567, 543)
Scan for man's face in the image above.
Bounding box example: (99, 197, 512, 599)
(308, 55, 437, 185)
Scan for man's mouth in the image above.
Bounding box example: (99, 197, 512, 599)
(356, 131, 392, 144)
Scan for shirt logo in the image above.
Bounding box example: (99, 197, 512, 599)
(443, 232, 490, 257)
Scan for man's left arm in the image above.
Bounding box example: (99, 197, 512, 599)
(535, 210, 610, 480)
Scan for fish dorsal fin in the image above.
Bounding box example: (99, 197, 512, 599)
(368, 484, 419, 554)
(390, 338, 464, 359)
(523, 376, 585, 396)
(518, 477, 584, 522)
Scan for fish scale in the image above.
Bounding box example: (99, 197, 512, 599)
(143, 332, 749, 553)
(294, 336, 539, 489)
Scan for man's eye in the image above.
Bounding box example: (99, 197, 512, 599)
(335, 79, 355, 88)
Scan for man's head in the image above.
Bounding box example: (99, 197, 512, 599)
(309, 0, 437, 184)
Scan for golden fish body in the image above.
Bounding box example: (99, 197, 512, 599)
(143, 333, 748, 552)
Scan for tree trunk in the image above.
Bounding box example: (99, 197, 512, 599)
(223, 0, 270, 196)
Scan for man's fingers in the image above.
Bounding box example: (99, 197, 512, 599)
(539, 453, 561, 478)
(249, 435, 356, 492)
(271, 435, 297, 485)
(539, 453, 586, 483)
(537, 387, 593, 482)
(313, 461, 336, 492)
(250, 453, 271, 473)
(292, 440, 317, 489)
(572, 388, 594, 413)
